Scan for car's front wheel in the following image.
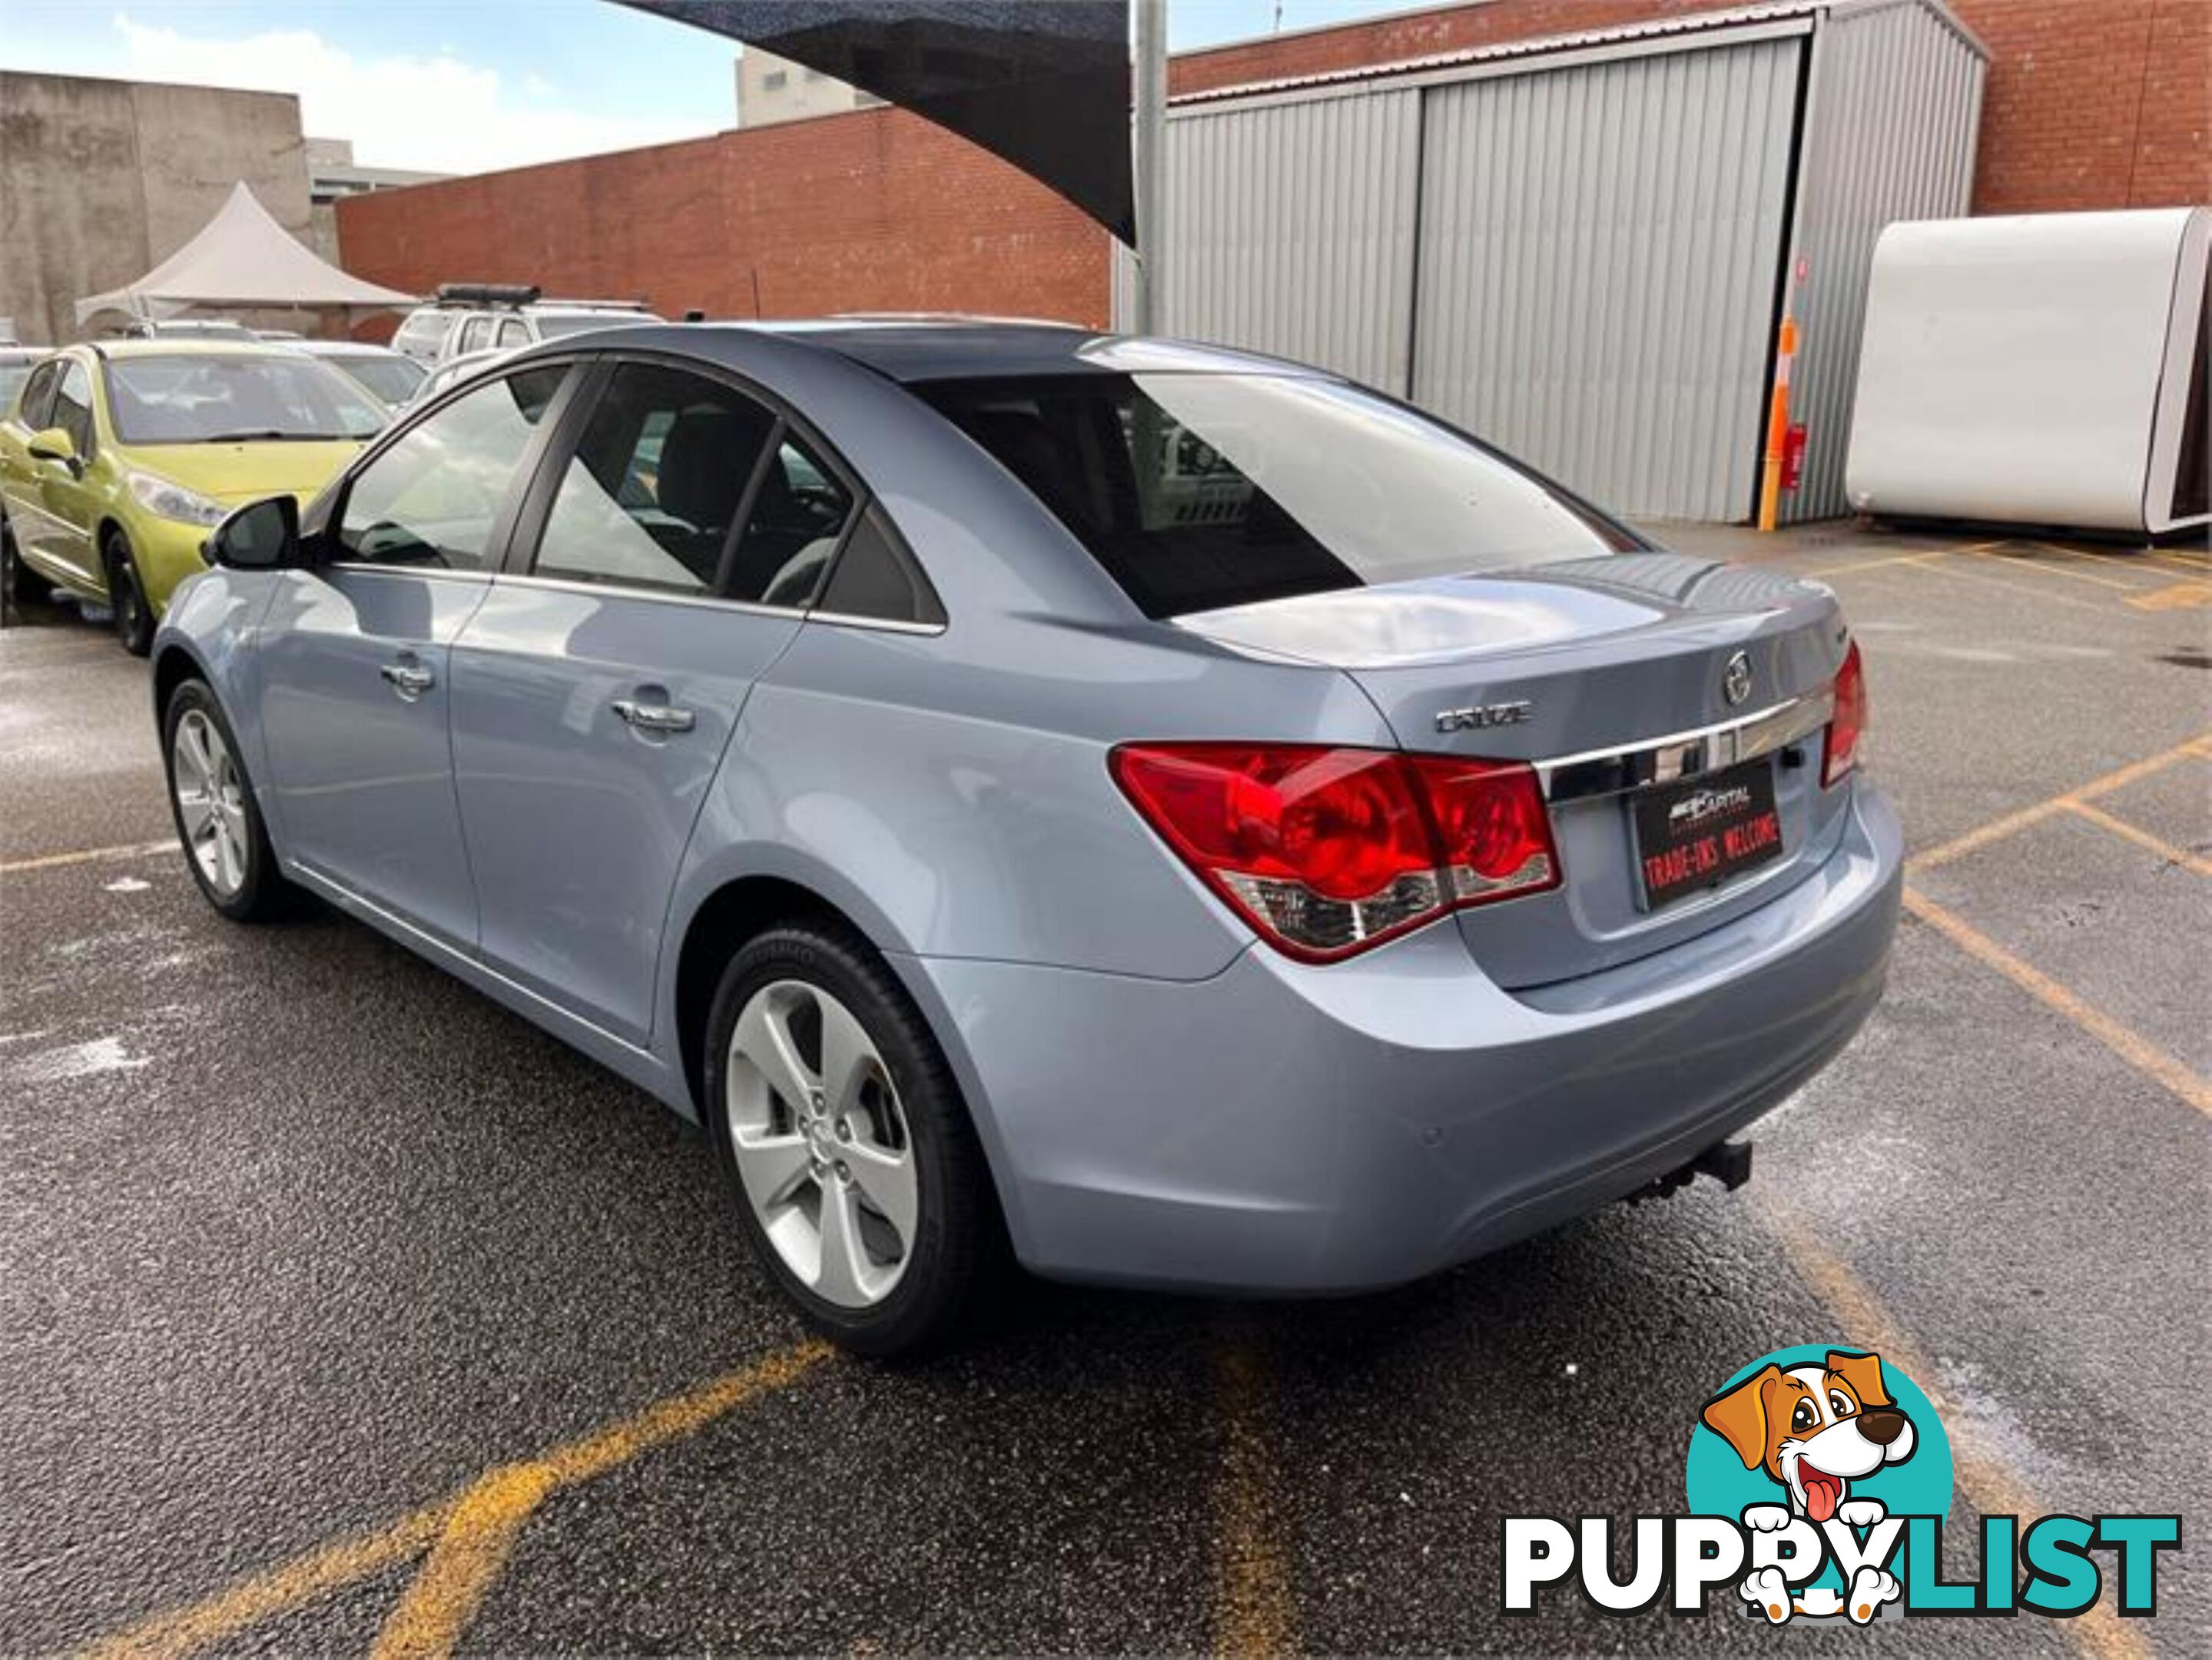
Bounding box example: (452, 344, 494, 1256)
(162, 679, 292, 921)
(704, 921, 1002, 1356)
(105, 531, 154, 657)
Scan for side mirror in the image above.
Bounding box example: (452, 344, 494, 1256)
(26, 427, 76, 466)
(205, 494, 300, 571)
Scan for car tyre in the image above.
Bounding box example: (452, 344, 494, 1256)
(161, 678, 293, 921)
(106, 530, 154, 657)
(704, 920, 1003, 1356)
(2, 513, 51, 605)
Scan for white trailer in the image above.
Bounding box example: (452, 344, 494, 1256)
(1846, 208, 2210, 536)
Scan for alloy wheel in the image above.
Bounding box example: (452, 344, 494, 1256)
(725, 978, 917, 1309)
(171, 708, 248, 898)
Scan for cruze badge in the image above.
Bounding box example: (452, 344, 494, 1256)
(1435, 700, 1533, 734)
(1722, 650, 1754, 707)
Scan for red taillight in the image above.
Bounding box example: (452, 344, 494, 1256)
(1823, 639, 1867, 787)
(1109, 743, 1560, 961)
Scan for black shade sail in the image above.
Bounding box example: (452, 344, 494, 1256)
(626, 2, 1133, 244)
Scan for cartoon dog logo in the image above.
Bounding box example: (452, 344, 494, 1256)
(1701, 1350, 1915, 1624)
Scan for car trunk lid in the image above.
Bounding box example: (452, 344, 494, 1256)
(1176, 553, 1852, 987)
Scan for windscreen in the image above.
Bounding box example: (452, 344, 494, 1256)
(0, 364, 32, 416)
(922, 372, 1637, 618)
(106, 354, 388, 444)
(337, 355, 427, 406)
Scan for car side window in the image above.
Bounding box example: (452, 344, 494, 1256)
(726, 433, 854, 608)
(51, 360, 96, 458)
(816, 504, 946, 626)
(530, 364, 776, 596)
(497, 319, 530, 349)
(15, 362, 59, 430)
(335, 366, 566, 571)
(458, 317, 494, 355)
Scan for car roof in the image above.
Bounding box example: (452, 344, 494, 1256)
(95, 338, 323, 360)
(299, 340, 401, 357)
(555, 317, 1329, 386)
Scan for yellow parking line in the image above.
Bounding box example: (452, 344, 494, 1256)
(2126, 579, 2212, 611)
(78, 1503, 463, 1660)
(2064, 799, 2212, 878)
(1901, 887, 2211, 1118)
(79, 1343, 831, 1660)
(371, 1467, 557, 1660)
(372, 1340, 831, 1659)
(2046, 540, 2210, 579)
(1896, 555, 2124, 615)
(0, 839, 172, 875)
(1911, 733, 2212, 870)
(1756, 1195, 2151, 1660)
(1212, 1326, 1295, 1658)
(1799, 549, 1953, 580)
(1963, 544, 2140, 590)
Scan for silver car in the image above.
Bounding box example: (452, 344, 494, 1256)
(153, 321, 1900, 1353)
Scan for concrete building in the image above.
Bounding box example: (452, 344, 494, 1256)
(303, 138, 447, 264)
(0, 70, 316, 346)
(735, 48, 883, 128)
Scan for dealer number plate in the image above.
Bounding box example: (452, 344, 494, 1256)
(1632, 761, 1784, 910)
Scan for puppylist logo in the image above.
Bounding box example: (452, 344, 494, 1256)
(1502, 1344, 2182, 1626)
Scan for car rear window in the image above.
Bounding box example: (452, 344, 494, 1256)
(918, 372, 1638, 618)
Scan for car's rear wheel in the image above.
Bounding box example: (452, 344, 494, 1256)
(163, 679, 291, 921)
(105, 531, 154, 657)
(704, 921, 1000, 1356)
(2, 513, 51, 605)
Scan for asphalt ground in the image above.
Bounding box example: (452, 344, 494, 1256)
(2, 521, 2207, 1657)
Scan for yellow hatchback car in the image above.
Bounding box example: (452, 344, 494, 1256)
(0, 340, 383, 653)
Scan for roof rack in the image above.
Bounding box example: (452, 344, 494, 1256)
(536, 297, 655, 312)
(434, 283, 542, 310)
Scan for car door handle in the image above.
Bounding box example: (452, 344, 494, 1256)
(612, 698, 695, 735)
(380, 661, 436, 700)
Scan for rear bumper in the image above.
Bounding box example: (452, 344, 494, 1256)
(897, 779, 1902, 1293)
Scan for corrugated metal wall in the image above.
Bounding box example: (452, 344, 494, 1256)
(1159, 91, 1421, 390)
(1784, 2, 1985, 520)
(1411, 38, 1803, 523)
(1127, 2, 1985, 525)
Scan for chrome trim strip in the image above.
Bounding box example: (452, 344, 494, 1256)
(1536, 689, 1833, 802)
(325, 566, 947, 633)
(489, 569, 807, 619)
(806, 609, 947, 637)
(328, 561, 495, 586)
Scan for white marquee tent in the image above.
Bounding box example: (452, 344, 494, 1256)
(75, 181, 416, 325)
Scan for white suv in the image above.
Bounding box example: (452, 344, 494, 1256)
(390, 285, 662, 364)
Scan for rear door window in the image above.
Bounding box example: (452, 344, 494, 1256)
(816, 505, 944, 626)
(919, 373, 1637, 618)
(528, 363, 777, 596)
(726, 433, 854, 607)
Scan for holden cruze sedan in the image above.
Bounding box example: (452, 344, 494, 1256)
(151, 321, 1900, 1354)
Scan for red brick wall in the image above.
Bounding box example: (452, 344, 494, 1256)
(337, 0, 2208, 334)
(336, 107, 1112, 334)
(1956, 0, 2210, 211)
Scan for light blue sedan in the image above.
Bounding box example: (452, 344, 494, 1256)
(153, 321, 1900, 1353)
